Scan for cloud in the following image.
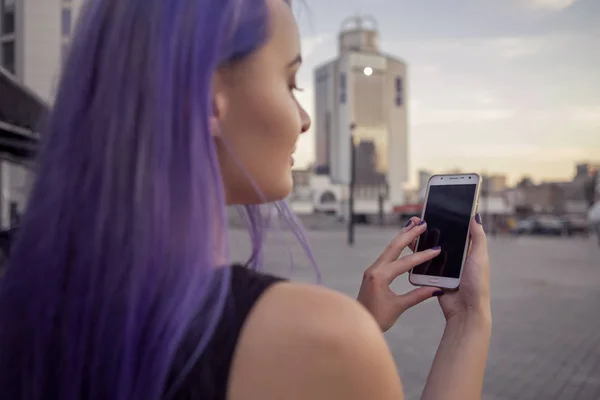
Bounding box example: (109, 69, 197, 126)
(525, 0, 578, 11)
(411, 103, 600, 128)
(384, 31, 586, 61)
(525, 106, 600, 125)
(301, 35, 329, 59)
(427, 143, 595, 162)
(486, 36, 548, 58)
(412, 108, 518, 125)
(564, 106, 600, 123)
(411, 64, 440, 76)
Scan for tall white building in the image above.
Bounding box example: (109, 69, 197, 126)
(0, 0, 85, 102)
(314, 15, 409, 207)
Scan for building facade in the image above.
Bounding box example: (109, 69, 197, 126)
(0, 67, 46, 229)
(1, 0, 84, 102)
(482, 174, 508, 194)
(506, 164, 600, 216)
(313, 15, 409, 207)
(0, 0, 69, 228)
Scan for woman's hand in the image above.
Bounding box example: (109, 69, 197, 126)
(438, 215, 491, 325)
(357, 217, 442, 332)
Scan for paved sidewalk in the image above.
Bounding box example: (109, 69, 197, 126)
(230, 227, 600, 400)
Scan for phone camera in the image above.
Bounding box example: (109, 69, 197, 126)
(469, 177, 472, 179)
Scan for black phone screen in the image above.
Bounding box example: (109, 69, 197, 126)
(412, 184, 477, 278)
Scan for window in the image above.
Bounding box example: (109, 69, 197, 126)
(2, 0, 15, 12)
(61, 7, 72, 36)
(316, 70, 328, 84)
(320, 191, 336, 204)
(395, 76, 403, 106)
(340, 72, 347, 104)
(1, 40, 15, 73)
(1, 0, 16, 35)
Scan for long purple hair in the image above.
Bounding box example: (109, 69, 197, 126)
(0, 0, 312, 399)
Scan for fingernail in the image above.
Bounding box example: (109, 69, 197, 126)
(404, 220, 412, 227)
(432, 290, 444, 297)
(432, 246, 441, 251)
(475, 213, 482, 225)
(418, 220, 426, 226)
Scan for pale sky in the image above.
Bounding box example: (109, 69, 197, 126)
(291, 0, 600, 187)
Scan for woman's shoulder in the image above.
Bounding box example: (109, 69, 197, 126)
(227, 280, 404, 400)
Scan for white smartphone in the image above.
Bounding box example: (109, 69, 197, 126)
(409, 173, 482, 290)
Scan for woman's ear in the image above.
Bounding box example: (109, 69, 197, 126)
(210, 73, 228, 138)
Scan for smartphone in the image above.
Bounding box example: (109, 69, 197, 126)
(409, 173, 481, 290)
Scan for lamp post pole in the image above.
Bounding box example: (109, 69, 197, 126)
(378, 183, 385, 227)
(347, 123, 356, 246)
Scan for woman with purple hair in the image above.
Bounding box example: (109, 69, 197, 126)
(0, 0, 491, 399)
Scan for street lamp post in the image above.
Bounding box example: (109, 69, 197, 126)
(378, 183, 385, 227)
(347, 123, 356, 246)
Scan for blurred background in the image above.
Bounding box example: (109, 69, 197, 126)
(0, 0, 599, 399)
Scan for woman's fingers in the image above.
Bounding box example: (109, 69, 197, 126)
(373, 220, 427, 266)
(396, 287, 441, 310)
(470, 214, 487, 258)
(407, 217, 422, 252)
(382, 247, 441, 283)
(408, 238, 418, 253)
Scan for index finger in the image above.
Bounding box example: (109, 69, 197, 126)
(383, 247, 441, 283)
(374, 220, 427, 266)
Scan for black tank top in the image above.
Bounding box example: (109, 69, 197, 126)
(169, 264, 284, 400)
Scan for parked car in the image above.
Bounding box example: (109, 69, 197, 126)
(589, 202, 600, 246)
(513, 218, 535, 235)
(513, 215, 565, 236)
(560, 216, 590, 237)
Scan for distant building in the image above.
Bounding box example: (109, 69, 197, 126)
(574, 163, 600, 181)
(290, 168, 312, 201)
(403, 188, 420, 205)
(572, 162, 600, 207)
(418, 170, 432, 191)
(313, 15, 408, 207)
(506, 164, 598, 216)
(1, 0, 76, 228)
(511, 182, 567, 214)
(0, 0, 85, 102)
(482, 174, 507, 194)
(0, 68, 47, 229)
(417, 169, 432, 201)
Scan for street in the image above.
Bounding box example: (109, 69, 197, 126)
(230, 226, 600, 400)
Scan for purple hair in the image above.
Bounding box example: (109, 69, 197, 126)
(0, 0, 312, 399)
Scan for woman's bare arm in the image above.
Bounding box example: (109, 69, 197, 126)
(228, 282, 405, 400)
(421, 314, 492, 400)
(228, 281, 490, 400)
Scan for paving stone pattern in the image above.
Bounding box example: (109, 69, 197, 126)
(230, 227, 600, 400)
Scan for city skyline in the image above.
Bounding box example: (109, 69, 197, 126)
(291, 0, 600, 187)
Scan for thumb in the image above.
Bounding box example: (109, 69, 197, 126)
(469, 214, 488, 261)
(397, 287, 440, 310)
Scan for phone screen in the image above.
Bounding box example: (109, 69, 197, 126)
(412, 184, 477, 278)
